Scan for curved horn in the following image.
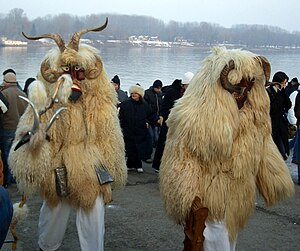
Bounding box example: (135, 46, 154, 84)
(220, 60, 245, 95)
(85, 57, 103, 79)
(18, 96, 40, 133)
(40, 60, 61, 83)
(46, 107, 67, 132)
(67, 17, 108, 51)
(22, 32, 66, 53)
(256, 56, 271, 86)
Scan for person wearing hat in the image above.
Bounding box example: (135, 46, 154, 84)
(286, 77, 299, 97)
(111, 75, 128, 105)
(23, 77, 36, 95)
(1, 69, 22, 90)
(119, 84, 160, 173)
(266, 71, 291, 160)
(152, 72, 194, 173)
(0, 69, 27, 187)
(143, 79, 164, 162)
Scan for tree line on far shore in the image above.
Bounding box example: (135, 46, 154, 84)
(1, 8, 300, 48)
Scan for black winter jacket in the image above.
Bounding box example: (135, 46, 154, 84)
(267, 86, 291, 155)
(119, 98, 159, 144)
(144, 87, 163, 115)
(160, 79, 183, 121)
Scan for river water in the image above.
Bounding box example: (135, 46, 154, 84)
(1, 45, 300, 92)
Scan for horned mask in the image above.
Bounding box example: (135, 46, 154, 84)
(220, 56, 271, 109)
(22, 18, 108, 101)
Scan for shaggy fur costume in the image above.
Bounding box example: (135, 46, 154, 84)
(9, 43, 127, 211)
(159, 47, 295, 241)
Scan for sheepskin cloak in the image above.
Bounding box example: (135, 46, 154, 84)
(9, 45, 127, 210)
(159, 47, 295, 241)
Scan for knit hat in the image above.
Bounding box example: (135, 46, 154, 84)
(129, 84, 145, 98)
(182, 72, 194, 85)
(291, 77, 299, 83)
(3, 68, 16, 76)
(152, 80, 163, 88)
(3, 72, 17, 83)
(23, 77, 36, 94)
(111, 75, 120, 85)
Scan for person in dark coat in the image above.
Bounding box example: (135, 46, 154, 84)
(119, 84, 160, 173)
(0, 70, 27, 187)
(0, 186, 13, 248)
(111, 75, 128, 105)
(266, 71, 291, 160)
(285, 77, 299, 97)
(23, 77, 36, 95)
(152, 72, 194, 173)
(293, 90, 300, 185)
(142, 79, 164, 161)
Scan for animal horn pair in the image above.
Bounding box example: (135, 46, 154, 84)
(14, 95, 67, 151)
(14, 78, 67, 151)
(22, 17, 108, 52)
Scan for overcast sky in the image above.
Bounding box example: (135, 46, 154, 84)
(1, 0, 299, 32)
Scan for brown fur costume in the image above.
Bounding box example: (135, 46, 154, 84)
(159, 47, 295, 241)
(9, 20, 127, 211)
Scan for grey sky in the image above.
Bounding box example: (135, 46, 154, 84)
(1, 0, 299, 32)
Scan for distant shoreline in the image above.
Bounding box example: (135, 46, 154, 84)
(2, 40, 300, 52)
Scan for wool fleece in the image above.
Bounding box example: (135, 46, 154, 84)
(9, 21, 127, 211)
(159, 47, 295, 242)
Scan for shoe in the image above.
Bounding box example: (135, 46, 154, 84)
(292, 159, 298, 165)
(154, 169, 159, 173)
(144, 158, 153, 163)
(137, 168, 144, 173)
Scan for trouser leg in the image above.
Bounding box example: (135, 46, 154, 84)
(76, 196, 105, 251)
(203, 221, 236, 251)
(140, 127, 153, 160)
(0, 130, 15, 186)
(152, 123, 168, 170)
(292, 131, 298, 160)
(38, 200, 71, 251)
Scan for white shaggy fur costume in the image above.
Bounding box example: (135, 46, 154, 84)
(159, 47, 295, 250)
(9, 19, 127, 251)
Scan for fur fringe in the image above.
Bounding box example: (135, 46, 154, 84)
(159, 47, 295, 241)
(9, 44, 127, 211)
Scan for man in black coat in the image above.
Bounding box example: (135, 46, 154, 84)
(152, 72, 194, 173)
(266, 71, 291, 160)
(142, 80, 164, 161)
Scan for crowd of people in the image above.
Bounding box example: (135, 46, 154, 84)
(110, 70, 300, 184)
(0, 69, 195, 189)
(2, 69, 300, 181)
(266, 71, 300, 184)
(110, 72, 194, 174)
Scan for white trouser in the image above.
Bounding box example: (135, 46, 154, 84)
(38, 196, 105, 251)
(204, 221, 236, 251)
